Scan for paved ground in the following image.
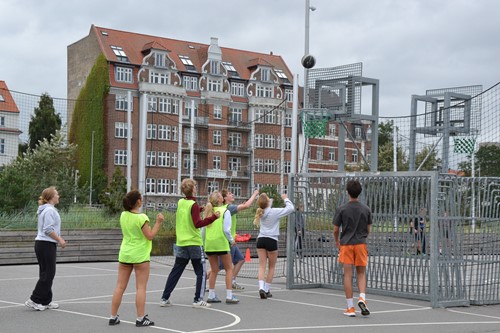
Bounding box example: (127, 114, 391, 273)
(1, 261, 500, 333)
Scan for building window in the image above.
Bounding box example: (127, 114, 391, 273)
(265, 134, 275, 149)
(316, 147, 323, 161)
(285, 89, 293, 102)
(208, 181, 219, 193)
(255, 134, 264, 148)
(264, 159, 275, 173)
(170, 179, 177, 194)
(115, 122, 131, 138)
(183, 76, 198, 91)
(355, 127, 362, 139)
(115, 95, 131, 111)
(179, 55, 195, 71)
(208, 78, 222, 92)
(157, 179, 169, 194)
(285, 137, 291, 151)
(146, 151, 156, 166)
(183, 154, 198, 169)
(329, 149, 335, 161)
(213, 105, 222, 119)
(228, 183, 241, 197)
(329, 124, 336, 137)
(284, 161, 291, 174)
(257, 85, 273, 98)
(163, 152, 177, 167)
(255, 109, 265, 123)
(276, 69, 288, 80)
(255, 159, 263, 172)
(111, 46, 128, 62)
(285, 113, 292, 127)
(150, 71, 169, 84)
(146, 178, 156, 194)
(228, 132, 242, 147)
(265, 110, 275, 124)
(229, 108, 242, 123)
(231, 82, 245, 96)
(0, 138, 4, 154)
(155, 52, 166, 68)
(213, 156, 221, 170)
(158, 152, 167, 167)
(147, 97, 157, 112)
(114, 149, 128, 165)
(115, 67, 133, 83)
(147, 124, 157, 139)
(213, 130, 221, 145)
(352, 150, 358, 163)
(261, 68, 270, 81)
(228, 157, 241, 171)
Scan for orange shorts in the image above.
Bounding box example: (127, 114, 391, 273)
(338, 244, 368, 266)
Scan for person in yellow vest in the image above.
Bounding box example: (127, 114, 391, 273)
(204, 191, 239, 304)
(160, 179, 219, 308)
(207, 189, 259, 290)
(109, 190, 164, 327)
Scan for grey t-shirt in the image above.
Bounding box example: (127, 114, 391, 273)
(333, 201, 372, 245)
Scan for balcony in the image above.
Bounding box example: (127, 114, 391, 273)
(181, 142, 208, 153)
(228, 145, 251, 155)
(227, 120, 251, 131)
(181, 116, 209, 127)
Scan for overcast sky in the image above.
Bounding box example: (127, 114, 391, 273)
(1, 0, 499, 119)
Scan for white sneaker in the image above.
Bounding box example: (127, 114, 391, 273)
(160, 299, 172, 307)
(192, 299, 211, 308)
(46, 302, 59, 309)
(25, 299, 46, 311)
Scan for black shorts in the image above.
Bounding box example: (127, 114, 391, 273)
(256, 237, 278, 251)
(205, 251, 230, 256)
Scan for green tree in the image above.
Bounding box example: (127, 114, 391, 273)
(475, 144, 500, 176)
(99, 168, 127, 215)
(377, 121, 408, 171)
(0, 131, 77, 213)
(259, 185, 284, 207)
(378, 121, 394, 148)
(28, 93, 62, 150)
(415, 145, 441, 171)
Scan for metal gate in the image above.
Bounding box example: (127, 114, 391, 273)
(286, 172, 500, 307)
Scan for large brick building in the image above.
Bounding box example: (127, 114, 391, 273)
(67, 25, 372, 206)
(0, 81, 21, 167)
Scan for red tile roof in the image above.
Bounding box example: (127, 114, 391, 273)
(91, 25, 294, 83)
(0, 81, 20, 113)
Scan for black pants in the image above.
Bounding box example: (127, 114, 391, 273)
(30, 240, 57, 305)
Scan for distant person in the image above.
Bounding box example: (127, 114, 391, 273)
(25, 186, 66, 311)
(207, 189, 259, 290)
(411, 207, 427, 255)
(109, 190, 164, 327)
(204, 191, 239, 304)
(253, 193, 295, 299)
(333, 180, 372, 317)
(160, 179, 219, 309)
(295, 206, 305, 257)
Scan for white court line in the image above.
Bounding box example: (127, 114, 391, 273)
(447, 308, 500, 320)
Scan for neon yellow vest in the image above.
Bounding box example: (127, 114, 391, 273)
(223, 204, 238, 239)
(176, 198, 202, 246)
(204, 206, 230, 252)
(118, 211, 151, 263)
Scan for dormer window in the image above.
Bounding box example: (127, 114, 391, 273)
(179, 55, 196, 71)
(155, 53, 167, 68)
(261, 68, 270, 81)
(223, 62, 240, 78)
(0, 93, 4, 102)
(210, 60, 220, 75)
(275, 69, 287, 79)
(111, 45, 129, 62)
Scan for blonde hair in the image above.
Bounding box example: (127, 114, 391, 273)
(204, 191, 221, 218)
(253, 193, 270, 227)
(38, 186, 57, 205)
(181, 178, 196, 197)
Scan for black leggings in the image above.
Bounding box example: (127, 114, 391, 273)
(31, 240, 57, 305)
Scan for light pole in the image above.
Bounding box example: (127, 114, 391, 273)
(303, 0, 316, 109)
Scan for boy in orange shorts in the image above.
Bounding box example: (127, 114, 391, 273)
(333, 180, 372, 317)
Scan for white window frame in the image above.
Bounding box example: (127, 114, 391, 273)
(255, 109, 265, 123)
(255, 159, 263, 172)
(146, 151, 156, 166)
(115, 122, 131, 138)
(146, 178, 156, 194)
(213, 105, 222, 119)
(265, 134, 275, 149)
(228, 132, 242, 147)
(231, 82, 245, 96)
(228, 183, 241, 197)
(115, 67, 133, 83)
(228, 157, 241, 171)
(147, 124, 157, 139)
(114, 149, 128, 165)
(213, 156, 221, 170)
(213, 130, 221, 145)
(255, 134, 264, 148)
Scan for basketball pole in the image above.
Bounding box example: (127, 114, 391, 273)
(291, 74, 299, 175)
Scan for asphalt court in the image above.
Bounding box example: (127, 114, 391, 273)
(1, 261, 499, 333)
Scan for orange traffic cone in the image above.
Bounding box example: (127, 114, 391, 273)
(245, 248, 251, 262)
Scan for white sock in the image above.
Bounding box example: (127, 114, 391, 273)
(137, 316, 144, 321)
(359, 293, 366, 300)
(346, 298, 354, 308)
(208, 289, 216, 298)
(259, 280, 265, 290)
(226, 289, 233, 299)
(264, 282, 271, 292)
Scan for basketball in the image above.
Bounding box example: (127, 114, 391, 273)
(301, 54, 316, 69)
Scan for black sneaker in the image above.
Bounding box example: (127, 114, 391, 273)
(259, 289, 267, 299)
(109, 315, 120, 326)
(136, 314, 154, 327)
(266, 291, 273, 298)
